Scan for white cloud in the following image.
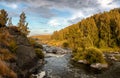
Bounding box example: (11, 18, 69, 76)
(2, 3, 18, 9)
(48, 19, 60, 27)
(97, 0, 118, 9)
(67, 9, 95, 24)
(70, 11, 84, 20)
(48, 17, 70, 27)
(98, 0, 113, 6)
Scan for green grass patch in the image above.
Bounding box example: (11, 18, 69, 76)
(35, 48, 44, 59)
(72, 47, 107, 64)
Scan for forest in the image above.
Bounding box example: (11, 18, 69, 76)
(51, 8, 120, 63)
(51, 8, 120, 50)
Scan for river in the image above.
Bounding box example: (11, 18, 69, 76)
(35, 45, 120, 78)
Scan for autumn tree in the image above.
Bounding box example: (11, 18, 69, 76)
(18, 12, 30, 36)
(0, 9, 8, 27)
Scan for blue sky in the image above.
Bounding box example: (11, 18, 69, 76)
(0, 0, 120, 36)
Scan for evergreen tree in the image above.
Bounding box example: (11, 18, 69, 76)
(18, 12, 30, 36)
(0, 9, 8, 27)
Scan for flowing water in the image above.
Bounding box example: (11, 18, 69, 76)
(36, 45, 120, 78)
(37, 53, 97, 78)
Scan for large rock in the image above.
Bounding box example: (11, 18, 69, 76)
(16, 45, 36, 68)
(8, 27, 42, 77)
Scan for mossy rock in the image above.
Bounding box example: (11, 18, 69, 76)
(35, 48, 44, 59)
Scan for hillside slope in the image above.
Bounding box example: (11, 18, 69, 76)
(0, 26, 41, 78)
(51, 8, 120, 50)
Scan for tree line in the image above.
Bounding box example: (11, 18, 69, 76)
(51, 8, 120, 49)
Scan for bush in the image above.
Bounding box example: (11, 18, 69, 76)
(9, 40, 17, 53)
(35, 48, 44, 59)
(62, 42, 69, 48)
(28, 38, 36, 45)
(72, 48, 84, 61)
(84, 47, 106, 64)
(34, 43, 43, 49)
(0, 48, 15, 61)
(28, 38, 43, 49)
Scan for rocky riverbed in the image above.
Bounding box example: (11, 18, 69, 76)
(31, 45, 120, 78)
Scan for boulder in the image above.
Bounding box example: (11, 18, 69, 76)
(110, 56, 118, 61)
(16, 45, 36, 68)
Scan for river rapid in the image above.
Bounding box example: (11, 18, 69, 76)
(35, 45, 120, 78)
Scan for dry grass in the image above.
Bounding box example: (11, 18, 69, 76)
(31, 35, 51, 40)
(0, 27, 13, 47)
(46, 40, 66, 47)
(31, 35, 67, 47)
(0, 48, 15, 61)
(0, 60, 17, 78)
(0, 27, 18, 78)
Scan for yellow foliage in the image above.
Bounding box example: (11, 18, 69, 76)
(0, 48, 15, 61)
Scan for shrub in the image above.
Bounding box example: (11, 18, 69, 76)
(9, 40, 17, 53)
(0, 28, 11, 47)
(62, 42, 69, 48)
(0, 48, 15, 61)
(35, 48, 44, 59)
(84, 47, 106, 64)
(72, 48, 84, 61)
(28, 38, 36, 46)
(34, 43, 43, 49)
(29, 38, 43, 49)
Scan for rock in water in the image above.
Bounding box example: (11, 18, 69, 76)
(38, 71, 46, 78)
(32, 71, 46, 78)
(90, 63, 108, 69)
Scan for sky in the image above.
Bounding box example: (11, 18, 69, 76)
(0, 0, 120, 36)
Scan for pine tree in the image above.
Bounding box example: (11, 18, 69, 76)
(0, 9, 8, 27)
(18, 12, 30, 36)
